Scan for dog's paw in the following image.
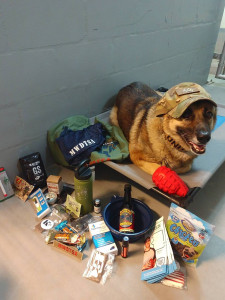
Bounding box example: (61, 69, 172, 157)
(152, 166, 189, 197)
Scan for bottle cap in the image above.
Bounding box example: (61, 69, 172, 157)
(74, 159, 92, 180)
(124, 184, 131, 191)
(94, 199, 101, 205)
(122, 236, 129, 247)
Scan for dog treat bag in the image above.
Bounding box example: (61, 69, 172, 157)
(166, 203, 215, 266)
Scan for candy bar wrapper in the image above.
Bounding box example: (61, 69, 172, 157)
(14, 176, 34, 202)
(141, 217, 177, 283)
(45, 230, 86, 248)
(166, 203, 215, 267)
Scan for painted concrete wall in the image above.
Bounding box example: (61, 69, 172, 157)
(219, 7, 225, 28)
(0, 0, 224, 180)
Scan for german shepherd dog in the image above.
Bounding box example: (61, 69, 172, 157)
(110, 82, 217, 175)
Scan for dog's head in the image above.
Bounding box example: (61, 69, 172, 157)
(182, 246, 198, 260)
(154, 82, 217, 155)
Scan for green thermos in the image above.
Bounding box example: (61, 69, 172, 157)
(74, 159, 93, 215)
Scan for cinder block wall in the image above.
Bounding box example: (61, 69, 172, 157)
(0, 0, 224, 179)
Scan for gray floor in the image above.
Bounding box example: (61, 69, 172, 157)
(0, 77, 225, 300)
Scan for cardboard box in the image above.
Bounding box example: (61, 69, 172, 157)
(53, 241, 83, 260)
(47, 175, 63, 195)
(88, 220, 118, 255)
(30, 188, 51, 219)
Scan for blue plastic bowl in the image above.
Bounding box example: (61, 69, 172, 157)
(103, 196, 154, 242)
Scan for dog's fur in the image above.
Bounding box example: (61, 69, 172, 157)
(110, 82, 217, 175)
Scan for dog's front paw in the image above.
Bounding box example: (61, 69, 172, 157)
(152, 166, 189, 197)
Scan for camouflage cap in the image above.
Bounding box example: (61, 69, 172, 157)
(154, 82, 217, 118)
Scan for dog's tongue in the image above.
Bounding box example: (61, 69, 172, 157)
(189, 142, 206, 154)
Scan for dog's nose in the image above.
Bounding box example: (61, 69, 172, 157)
(197, 129, 211, 144)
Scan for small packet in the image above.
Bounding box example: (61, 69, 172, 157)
(166, 203, 215, 267)
(14, 176, 34, 202)
(65, 194, 81, 218)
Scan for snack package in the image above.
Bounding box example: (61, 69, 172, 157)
(45, 230, 86, 249)
(14, 176, 34, 202)
(166, 203, 215, 266)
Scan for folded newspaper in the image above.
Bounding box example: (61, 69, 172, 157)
(141, 216, 177, 283)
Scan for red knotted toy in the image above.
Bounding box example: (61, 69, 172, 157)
(152, 166, 189, 197)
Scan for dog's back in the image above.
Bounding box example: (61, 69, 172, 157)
(110, 82, 161, 140)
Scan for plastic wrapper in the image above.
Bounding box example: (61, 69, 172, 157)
(100, 253, 115, 285)
(35, 213, 63, 233)
(166, 203, 215, 267)
(161, 260, 187, 289)
(45, 230, 86, 248)
(69, 213, 93, 233)
(51, 204, 70, 221)
(83, 249, 115, 284)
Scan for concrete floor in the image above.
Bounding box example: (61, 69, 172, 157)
(0, 80, 225, 300)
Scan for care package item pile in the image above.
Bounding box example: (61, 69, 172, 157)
(166, 203, 215, 266)
(141, 216, 177, 283)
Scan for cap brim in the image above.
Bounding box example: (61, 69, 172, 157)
(168, 96, 217, 118)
